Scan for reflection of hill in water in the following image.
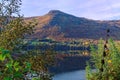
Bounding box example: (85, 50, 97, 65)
(56, 50, 89, 56)
(49, 55, 90, 74)
(23, 39, 91, 73)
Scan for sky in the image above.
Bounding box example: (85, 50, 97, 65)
(21, 0, 120, 20)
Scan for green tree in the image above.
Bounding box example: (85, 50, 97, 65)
(18, 49, 56, 80)
(0, 0, 37, 51)
(0, 0, 36, 79)
(0, 0, 55, 80)
(86, 39, 120, 80)
(0, 17, 36, 51)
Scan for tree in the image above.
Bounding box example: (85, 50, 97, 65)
(0, 0, 37, 52)
(0, 17, 36, 51)
(18, 49, 56, 80)
(0, 0, 21, 27)
(0, 0, 37, 79)
(86, 39, 120, 80)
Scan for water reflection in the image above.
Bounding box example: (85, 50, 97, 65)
(53, 70, 86, 80)
(56, 50, 90, 56)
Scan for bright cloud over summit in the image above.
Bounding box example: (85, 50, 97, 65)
(21, 0, 120, 20)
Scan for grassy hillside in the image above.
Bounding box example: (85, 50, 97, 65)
(25, 10, 120, 41)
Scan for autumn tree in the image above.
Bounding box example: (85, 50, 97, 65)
(0, 0, 36, 52)
(0, 0, 37, 79)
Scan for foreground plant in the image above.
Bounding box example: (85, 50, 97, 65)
(18, 49, 56, 80)
(0, 0, 56, 80)
(86, 38, 120, 80)
(0, 48, 32, 80)
(0, 0, 37, 80)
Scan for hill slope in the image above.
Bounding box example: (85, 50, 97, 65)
(26, 10, 120, 41)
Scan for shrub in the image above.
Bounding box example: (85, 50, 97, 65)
(86, 39, 120, 80)
(0, 48, 32, 80)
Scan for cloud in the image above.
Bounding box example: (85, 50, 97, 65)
(20, 0, 120, 20)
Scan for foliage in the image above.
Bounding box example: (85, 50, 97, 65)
(86, 39, 120, 80)
(0, 0, 37, 80)
(0, 0, 37, 51)
(0, 0, 22, 28)
(0, 17, 36, 51)
(0, 0, 55, 80)
(0, 48, 31, 80)
(18, 49, 56, 80)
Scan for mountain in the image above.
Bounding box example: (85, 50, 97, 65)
(25, 10, 120, 41)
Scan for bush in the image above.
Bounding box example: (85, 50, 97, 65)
(86, 39, 120, 80)
(0, 48, 32, 80)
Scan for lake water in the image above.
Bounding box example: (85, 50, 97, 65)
(53, 70, 86, 80)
